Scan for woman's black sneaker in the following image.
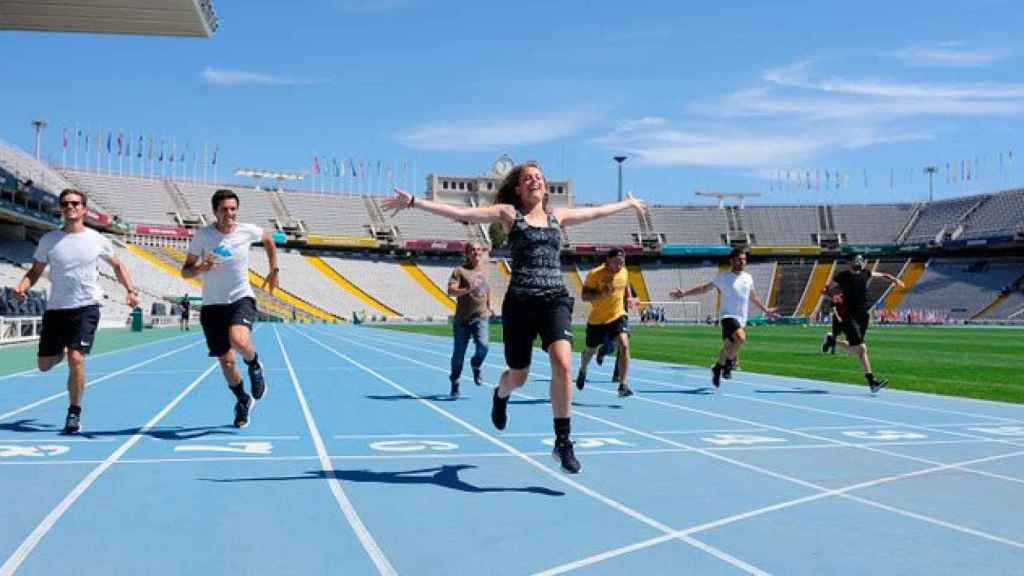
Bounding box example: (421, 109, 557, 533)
(491, 388, 508, 430)
(552, 439, 581, 474)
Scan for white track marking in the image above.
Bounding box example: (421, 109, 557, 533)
(0, 331, 198, 382)
(273, 328, 397, 576)
(0, 361, 219, 576)
(349, 327, 1024, 552)
(0, 340, 204, 423)
(295, 326, 771, 576)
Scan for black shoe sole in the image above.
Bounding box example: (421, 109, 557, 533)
(870, 380, 889, 393)
(575, 373, 586, 391)
(250, 364, 267, 401)
(551, 448, 581, 474)
(234, 397, 255, 428)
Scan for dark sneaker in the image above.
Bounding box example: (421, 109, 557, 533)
(552, 438, 581, 474)
(473, 368, 483, 386)
(234, 396, 254, 428)
(575, 370, 586, 391)
(595, 350, 606, 366)
(711, 364, 722, 389)
(249, 359, 267, 401)
(491, 388, 508, 430)
(822, 333, 836, 354)
(62, 412, 81, 434)
(449, 379, 460, 399)
(869, 377, 888, 394)
(617, 383, 634, 398)
(722, 360, 733, 380)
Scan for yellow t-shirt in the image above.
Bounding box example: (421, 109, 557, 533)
(583, 263, 629, 325)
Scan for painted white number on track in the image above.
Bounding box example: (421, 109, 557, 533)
(174, 442, 273, 455)
(370, 440, 459, 452)
(843, 430, 927, 441)
(0, 445, 70, 458)
(702, 434, 786, 446)
(541, 437, 633, 448)
(967, 426, 1024, 437)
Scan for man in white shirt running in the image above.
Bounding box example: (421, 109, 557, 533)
(182, 189, 279, 428)
(671, 248, 778, 388)
(13, 188, 139, 434)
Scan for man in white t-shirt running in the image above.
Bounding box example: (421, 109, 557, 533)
(13, 189, 139, 434)
(182, 189, 279, 428)
(671, 248, 778, 388)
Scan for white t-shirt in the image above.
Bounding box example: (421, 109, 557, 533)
(33, 228, 115, 310)
(186, 223, 263, 305)
(713, 270, 754, 326)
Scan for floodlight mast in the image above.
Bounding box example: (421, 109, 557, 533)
(694, 189, 763, 209)
(234, 168, 305, 192)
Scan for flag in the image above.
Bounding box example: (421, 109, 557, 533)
(313, 156, 320, 175)
(126, 135, 131, 158)
(137, 136, 143, 158)
(106, 132, 112, 154)
(117, 133, 123, 156)
(62, 128, 68, 148)
(212, 146, 219, 165)
(350, 158, 357, 177)
(159, 140, 164, 162)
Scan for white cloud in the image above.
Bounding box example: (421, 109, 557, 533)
(889, 42, 1009, 68)
(202, 67, 326, 86)
(397, 110, 599, 151)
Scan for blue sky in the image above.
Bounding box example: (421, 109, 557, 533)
(1, 0, 1023, 206)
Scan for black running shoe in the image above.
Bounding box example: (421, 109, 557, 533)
(869, 377, 889, 394)
(617, 383, 634, 398)
(596, 351, 605, 366)
(722, 360, 733, 380)
(822, 333, 836, 354)
(575, 370, 586, 391)
(62, 412, 80, 435)
(449, 379, 460, 399)
(234, 396, 254, 428)
(711, 364, 722, 388)
(249, 359, 267, 401)
(473, 368, 482, 386)
(552, 438, 581, 474)
(491, 388, 508, 430)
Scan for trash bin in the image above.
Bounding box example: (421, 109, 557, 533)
(130, 307, 144, 332)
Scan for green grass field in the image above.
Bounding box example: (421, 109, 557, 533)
(382, 323, 1024, 404)
(0, 328, 190, 378)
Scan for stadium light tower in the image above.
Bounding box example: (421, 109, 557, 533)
(31, 119, 47, 161)
(613, 155, 627, 201)
(923, 165, 937, 203)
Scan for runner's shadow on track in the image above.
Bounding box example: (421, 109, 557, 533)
(202, 465, 565, 496)
(0, 419, 59, 433)
(755, 388, 829, 395)
(366, 394, 460, 402)
(637, 387, 714, 395)
(73, 425, 236, 440)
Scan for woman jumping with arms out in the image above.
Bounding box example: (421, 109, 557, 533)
(383, 161, 647, 473)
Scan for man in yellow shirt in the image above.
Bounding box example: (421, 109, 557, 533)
(575, 248, 638, 397)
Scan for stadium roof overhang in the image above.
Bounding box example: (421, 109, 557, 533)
(0, 0, 218, 38)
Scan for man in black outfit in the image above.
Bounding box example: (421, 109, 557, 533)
(822, 255, 904, 392)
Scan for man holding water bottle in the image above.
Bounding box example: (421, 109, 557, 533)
(182, 189, 279, 428)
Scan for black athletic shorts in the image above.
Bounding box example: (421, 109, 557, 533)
(840, 310, 870, 347)
(586, 315, 629, 348)
(721, 317, 743, 342)
(501, 292, 574, 370)
(38, 304, 101, 357)
(200, 297, 257, 357)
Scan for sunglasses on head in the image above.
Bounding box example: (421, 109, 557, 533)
(60, 201, 82, 208)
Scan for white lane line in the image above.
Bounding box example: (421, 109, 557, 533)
(536, 446, 1024, 575)
(351, 327, 1024, 551)
(0, 340, 204, 423)
(0, 331, 198, 382)
(273, 327, 396, 576)
(295, 326, 771, 576)
(0, 360, 219, 576)
(369, 328, 1024, 484)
